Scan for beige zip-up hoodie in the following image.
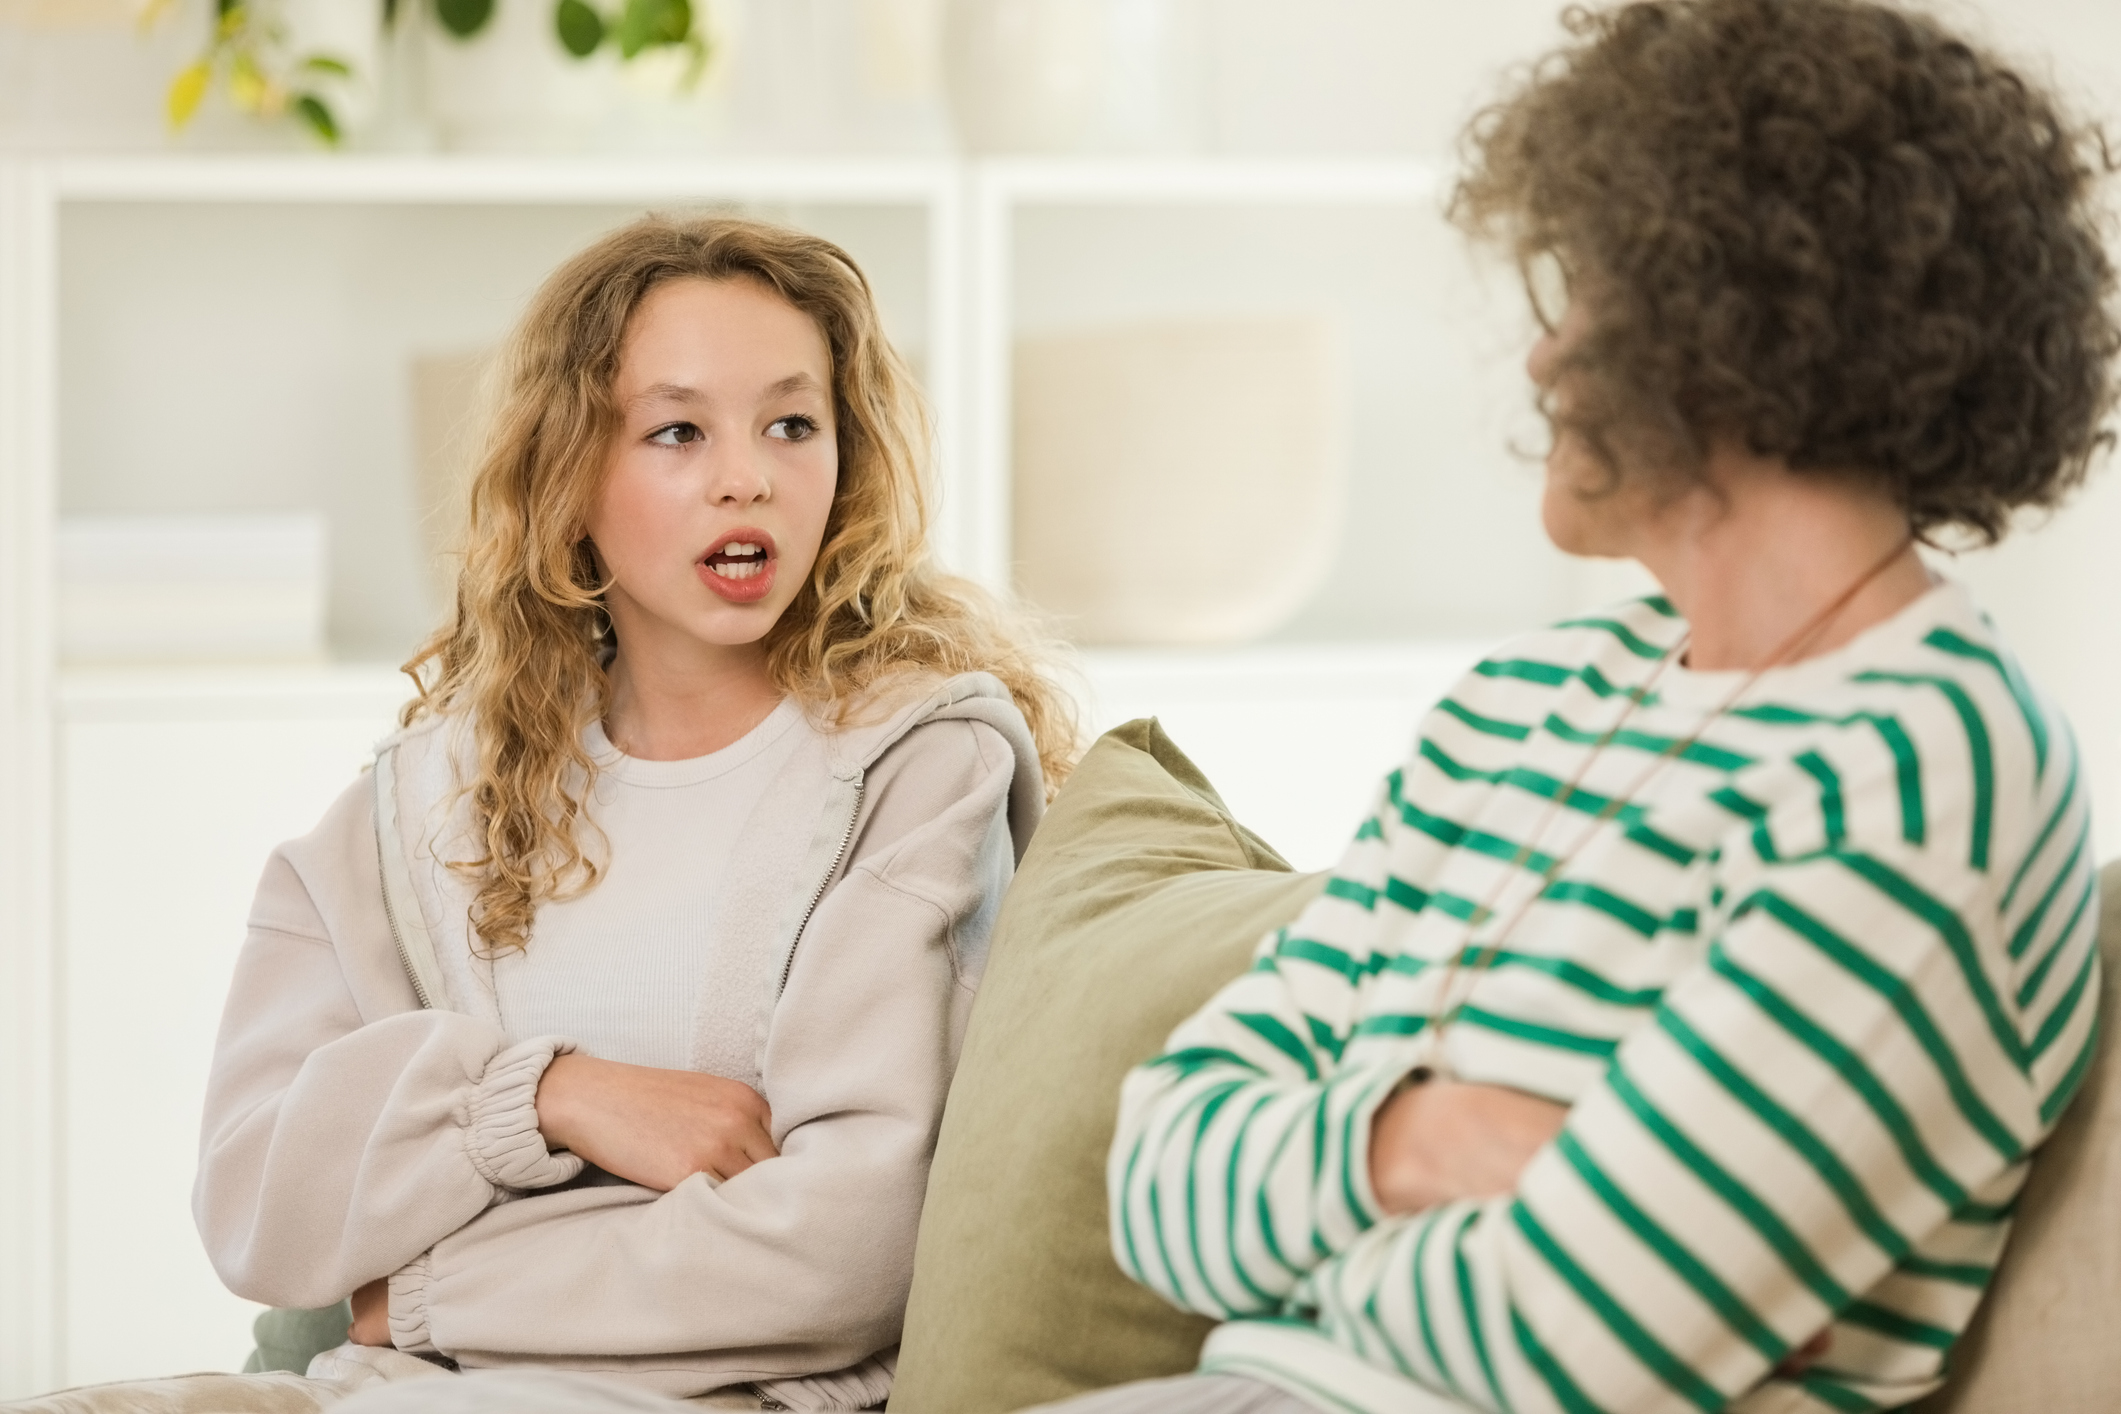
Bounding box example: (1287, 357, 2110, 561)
(193, 672, 1043, 1401)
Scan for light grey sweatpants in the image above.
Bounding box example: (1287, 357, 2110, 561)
(1019, 1374, 1320, 1413)
(326, 1369, 1312, 1414)
(0, 1365, 1306, 1414)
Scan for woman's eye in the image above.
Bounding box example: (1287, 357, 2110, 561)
(647, 422, 702, 446)
(767, 415, 819, 442)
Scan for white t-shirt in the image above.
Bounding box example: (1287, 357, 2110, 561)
(489, 697, 810, 1070)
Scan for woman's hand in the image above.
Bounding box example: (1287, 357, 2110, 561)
(535, 1053, 778, 1192)
(348, 1277, 390, 1346)
(1368, 1076, 1570, 1215)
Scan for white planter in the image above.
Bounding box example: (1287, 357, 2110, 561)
(419, 0, 731, 153)
(943, 0, 1203, 155)
(1011, 315, 1348, 645)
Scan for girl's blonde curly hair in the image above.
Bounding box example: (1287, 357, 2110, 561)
(402, 214, 1077, 954)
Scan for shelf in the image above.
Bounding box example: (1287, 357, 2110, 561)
(21, 152, 1446, 208)
(54, 639, 1489, 722)
(56, 663, 413, 723)
(977, 155, 1444, 205)
(35, 153, 963, 205)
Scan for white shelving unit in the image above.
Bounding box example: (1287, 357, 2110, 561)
(0, 151, 1505, 1393)
(7, 143, 2117, 1403)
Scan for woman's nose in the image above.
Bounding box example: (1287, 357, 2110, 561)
(1526, 330, 1558, 388)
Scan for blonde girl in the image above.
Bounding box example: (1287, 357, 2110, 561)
(185, 216, 1073, 1409)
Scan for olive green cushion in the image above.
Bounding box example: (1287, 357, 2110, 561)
(889, 719, 1327, 1414)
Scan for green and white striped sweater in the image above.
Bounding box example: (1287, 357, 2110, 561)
(1109, 579, 2100, 1414)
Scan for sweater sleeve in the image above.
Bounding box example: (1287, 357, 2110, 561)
(1113, 739, 2100, 1414)
(388, 720, 1018, 1378)
(193, 775, 584, 1311)
(1109, 771, 1407, 1317)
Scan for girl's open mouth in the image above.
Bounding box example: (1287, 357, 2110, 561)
(698, 531, 778, 603)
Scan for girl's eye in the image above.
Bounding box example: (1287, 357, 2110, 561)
(767, 415, 819, 442)
(647, 422, 703, 446)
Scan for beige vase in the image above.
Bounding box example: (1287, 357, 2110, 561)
(1011, 315, 1348, 645)
(409, 348, 496, 610)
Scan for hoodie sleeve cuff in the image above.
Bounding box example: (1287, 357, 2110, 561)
(387, 1251, 436, 1353)
(464, 1034, 585, 1191)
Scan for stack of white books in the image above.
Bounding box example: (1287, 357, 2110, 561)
(57, 514, 330, 665)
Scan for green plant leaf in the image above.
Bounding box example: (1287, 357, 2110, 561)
(166, 59, 211, 128)
(677, 30, 709, 89)
(434, 0, 494, 39)
(653, 0, 691, 44)
(615, 0, 688, 58)
(555, 0, 604, 58)
(382, 0, 399, 28)
(294, 93, 341, 145)
(302, 54, 354, 78)
(229, 50, 267, 112)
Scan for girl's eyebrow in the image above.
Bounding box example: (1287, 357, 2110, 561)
(764, 372, 825, 399)
(626, 373, 823, 411)
(628, 381, 705, 410)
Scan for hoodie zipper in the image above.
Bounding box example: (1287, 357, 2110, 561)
(378, 858, 435, 1010)
(777, 781, 863, 998)
(372, 749, 436, 1010)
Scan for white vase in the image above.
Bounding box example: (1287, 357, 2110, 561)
(1011, 315, 1348, 645)
(717, 0, 953, 154)
(942, 0, 1203, 155)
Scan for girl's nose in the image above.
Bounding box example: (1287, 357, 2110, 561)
(706, 448, 771, 505)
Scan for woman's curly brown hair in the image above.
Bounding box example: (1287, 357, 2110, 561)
(1452, 0, 2120, 541)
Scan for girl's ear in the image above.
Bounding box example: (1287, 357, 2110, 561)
(575, 535, 610, 587)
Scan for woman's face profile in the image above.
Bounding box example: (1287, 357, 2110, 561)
(586, 276, 840, 660)
(1526, 295, 1662, 561)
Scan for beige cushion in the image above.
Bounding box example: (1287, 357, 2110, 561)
(1908, 858, 2121, 1413)
(889, 720, 1325, 1414)
(0, 1372, 334, 1413)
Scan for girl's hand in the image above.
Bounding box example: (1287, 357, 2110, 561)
(1368, 1077, 1570, 1215)
(535, 1053, 778, 1192)
(348, 1277, 390, 1346)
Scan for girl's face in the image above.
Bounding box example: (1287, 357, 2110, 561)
(586, 277, 838, 665)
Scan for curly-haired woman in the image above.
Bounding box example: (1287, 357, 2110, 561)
(1069, 1, 2116, 1412)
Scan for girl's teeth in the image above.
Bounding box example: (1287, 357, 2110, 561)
(710, 561, 762, 580)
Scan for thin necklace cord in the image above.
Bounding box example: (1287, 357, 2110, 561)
(1419, 536, 1918, 1070)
